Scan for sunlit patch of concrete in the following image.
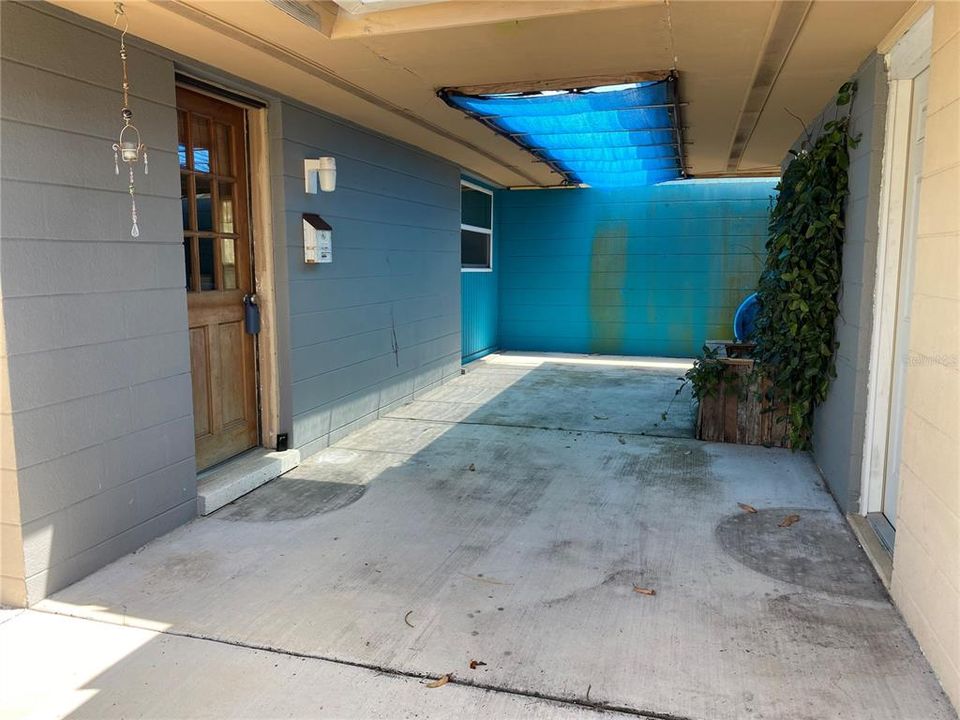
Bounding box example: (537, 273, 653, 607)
(485, 351, 695, 371)
(0, 610, 160, 719)
(0, 610, 604, 719)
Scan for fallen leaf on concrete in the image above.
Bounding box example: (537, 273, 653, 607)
(778, 513, 801, 528)
(426, 674, 451, 688)
(633, 585, 657, 596)
(468, 463, 476, 472)
(404, 611, 415, 628)
(468, 659, 487, 669)
(738, 503, 758, 514)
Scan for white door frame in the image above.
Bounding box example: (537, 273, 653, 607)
(859, 8, 932, 517)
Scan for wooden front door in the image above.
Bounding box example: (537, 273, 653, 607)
(178, 87, 258, 470)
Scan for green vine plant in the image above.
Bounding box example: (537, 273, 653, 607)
(752, 81, 860, 448)
(661, 83, 859, 449)
(661, 345, 738, 422)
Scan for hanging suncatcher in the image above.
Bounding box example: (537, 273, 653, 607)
(111, 2, 148, 237)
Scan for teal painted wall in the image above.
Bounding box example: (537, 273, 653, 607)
(460, 181, 499, 363)
(461, 255, 498, 362)
(496, 179, 777, 358)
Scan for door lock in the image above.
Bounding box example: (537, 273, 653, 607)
(243, 293, 261, 335)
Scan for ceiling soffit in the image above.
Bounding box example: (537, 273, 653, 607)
(49, 0, 914, 185)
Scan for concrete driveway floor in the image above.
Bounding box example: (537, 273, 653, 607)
(7, 353, 956, 719)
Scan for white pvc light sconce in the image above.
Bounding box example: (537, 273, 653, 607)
(304, 157, 337, 193)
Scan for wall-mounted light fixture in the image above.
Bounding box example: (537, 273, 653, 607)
(304, 157, 337, 193)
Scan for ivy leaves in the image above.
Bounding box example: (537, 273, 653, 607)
(752, 83, 860, 449)
(683, 345, 727, 400)
(836, 80, 856, 107)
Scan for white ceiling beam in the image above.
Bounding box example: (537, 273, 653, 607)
(725, 0, 813, 173)
(445, 70, 672, 97)
(329, 0, 651, 39)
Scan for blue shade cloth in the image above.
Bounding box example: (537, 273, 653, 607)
(449, 82, 670, 117)
(443, 79, 683, 187)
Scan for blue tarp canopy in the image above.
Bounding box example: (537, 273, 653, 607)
(441, 78, 684, 187)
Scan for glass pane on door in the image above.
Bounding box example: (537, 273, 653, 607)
(215, 122, 234, 176)
(218, 182, 235, 234)
(198, 237, 216, 291)
(195, 176, 213, 232)
(221, 237, 237, 290)
(191, 115, 212, 173)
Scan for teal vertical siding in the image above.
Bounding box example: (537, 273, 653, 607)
(460, 179, 499, 363)
(460, 236, 499, 362)
(497, 179, 777, 358)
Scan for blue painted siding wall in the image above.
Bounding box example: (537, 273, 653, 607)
(496, 179, 777, 358)
(279, 102, 462, 458)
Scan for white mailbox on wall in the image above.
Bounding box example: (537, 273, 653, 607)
(303, 213, 333, 264)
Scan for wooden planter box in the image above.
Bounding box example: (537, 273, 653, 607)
(696, 357, 791, 448)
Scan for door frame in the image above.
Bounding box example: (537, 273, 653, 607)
(176, 75, 283, 454)
(859, 9, 932, 521)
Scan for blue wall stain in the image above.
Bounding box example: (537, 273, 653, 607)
(495, 178, 777, 358)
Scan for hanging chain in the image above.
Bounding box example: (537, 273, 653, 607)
(112, 2, 144, 237)
(114, 2, 131, 125)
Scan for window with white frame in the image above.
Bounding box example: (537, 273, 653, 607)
(460, 181, 493, 271)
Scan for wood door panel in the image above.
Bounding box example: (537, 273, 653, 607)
(179, 86, 258, 471)
(189, 327, 211, 438)
(218, 321, 248, 426)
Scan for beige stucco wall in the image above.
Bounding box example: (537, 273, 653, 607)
(890, 0, 960, 709)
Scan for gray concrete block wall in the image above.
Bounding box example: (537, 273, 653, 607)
(0, 2, 195, 603)
(278, 103, 462, 458)
(805, 54, 889, 513)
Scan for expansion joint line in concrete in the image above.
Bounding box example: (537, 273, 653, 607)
(384, 414, 695, 442)
(33, 607, 701, 720)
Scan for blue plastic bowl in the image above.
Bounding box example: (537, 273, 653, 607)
(734, 292, 759, 343)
